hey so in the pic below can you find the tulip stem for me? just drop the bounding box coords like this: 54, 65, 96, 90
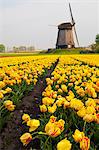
38, 131, 47, 135
0, 105, 4, 110
32, 135, 40, 140
31, 132, 39, 136
44, 136, 50, 148
44, 113, 46, 119
0, 107, 6, 112
83, 121, 86, 132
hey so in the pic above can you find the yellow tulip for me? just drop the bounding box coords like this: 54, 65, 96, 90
20, 132, 32, 146
5, 87, 12, 93
27, 119, 40, 132
86, 106, 96, 114
6, 104, 15, 111
49, 115, 57, 123
22, 114, 30, 123
4, 100, 13, 107
52, 93, 57, 99
4, 100, 15, 111
85, 98, 96, 107
45, 122, 61, 137
94, 113, 99, 124
40, 104, 47, 112
83, 114, 94, 123
0, 92, 4, 99
77, 107, 86, 118
0, 81, 6, 89
56, 99, 63, 107
57, 138, 72, 150
1, 90, 7, 94
58, 88, 63, 94
80, 136, 90, 150
61, 84, 67, 92
55, 119, 65, 132
63, 100, 70, 108
45, 117, 65, 137
70, 99, 84, 111
48, 104, 57, 114
72, 129, 85, 143
42, 97, 55, 105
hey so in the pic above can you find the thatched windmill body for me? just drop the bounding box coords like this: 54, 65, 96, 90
56, 3, 79, 49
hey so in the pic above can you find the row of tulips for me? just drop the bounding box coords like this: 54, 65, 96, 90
20, 55, 99, 149
0, 55, 58, 130
71, 55, 99, 67
0, 55, 46, 67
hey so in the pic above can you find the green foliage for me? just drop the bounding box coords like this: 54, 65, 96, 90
0, 44, 5, 52
0, 53, 38, 57
0, 80, 34, 131
91, 44, 99, 54
95, 45, 99, 53
90, 34, 99, 53
53, 49, 80, 54
95, 34, 99, 44
45, 48, 83, 55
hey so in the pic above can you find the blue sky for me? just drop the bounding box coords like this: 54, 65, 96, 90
0, 0, 99, 50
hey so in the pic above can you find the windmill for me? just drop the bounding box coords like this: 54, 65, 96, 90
56, 3, 79, 49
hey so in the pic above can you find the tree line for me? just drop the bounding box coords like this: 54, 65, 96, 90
0, 34, 99, 53
0, 44, 5, 52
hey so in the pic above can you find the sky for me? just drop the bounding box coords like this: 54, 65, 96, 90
0, 0, 99, 50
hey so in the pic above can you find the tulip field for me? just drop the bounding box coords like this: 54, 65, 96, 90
0, 54, 99, 150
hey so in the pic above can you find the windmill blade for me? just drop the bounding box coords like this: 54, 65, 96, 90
69, 3, 75, 25
73, 26, 79, 47
69, 3, 79, 47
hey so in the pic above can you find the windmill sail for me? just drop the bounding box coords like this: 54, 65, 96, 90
56, 3, 79, 49
69, 3, 75, 25
73, 26, 79, 47
69, 3, 79, 47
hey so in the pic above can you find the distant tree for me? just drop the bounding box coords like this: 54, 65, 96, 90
13, 46, 19, 52
95, 34, 99, 44
92, 34, 99, 53
95, 45, 99, 53
0, 44, 5, 52
28, 46, 35, 51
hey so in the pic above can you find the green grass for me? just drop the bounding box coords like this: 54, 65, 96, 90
0, 52, 39, 57
1, 48, 98, 57
39, 48, 82, 55
51, 48, 80, 54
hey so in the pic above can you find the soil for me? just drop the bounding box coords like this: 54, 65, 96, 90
0, 59, 59, 150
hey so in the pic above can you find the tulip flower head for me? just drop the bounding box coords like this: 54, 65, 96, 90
27, 119, 40, 132
57, 138, 72, 150
22, 114, 31, 123
72, 129, 85, 143
80, 136, 90, 150
4, 100, 15, 111
20, 133, 32, 146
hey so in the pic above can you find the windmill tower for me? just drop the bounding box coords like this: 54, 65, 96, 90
56, 3, 79, 49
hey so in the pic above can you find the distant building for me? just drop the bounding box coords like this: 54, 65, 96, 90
13, 46, 35, 52
19, 46, 27, 51
27, 46, 35, 52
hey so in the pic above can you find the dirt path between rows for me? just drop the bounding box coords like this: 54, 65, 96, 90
0, 59, 59, 150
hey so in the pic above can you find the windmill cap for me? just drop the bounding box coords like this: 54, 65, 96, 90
58, 22, 73, 29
